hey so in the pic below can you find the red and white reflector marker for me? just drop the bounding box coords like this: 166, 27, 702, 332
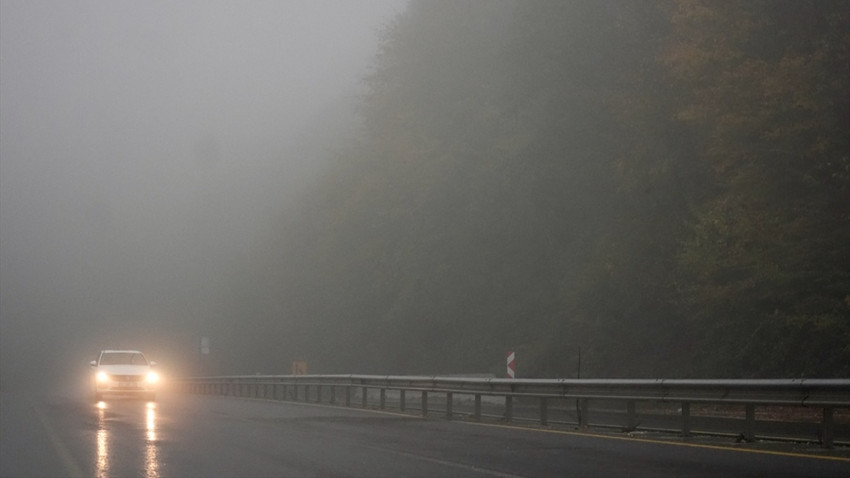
506, 351, 516, 378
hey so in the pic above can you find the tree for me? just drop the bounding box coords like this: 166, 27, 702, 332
667, 0, 850, 376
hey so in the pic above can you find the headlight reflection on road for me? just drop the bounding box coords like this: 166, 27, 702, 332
95, 401, 109, 478
94, 401, 160, 478
145, 401, 159, 478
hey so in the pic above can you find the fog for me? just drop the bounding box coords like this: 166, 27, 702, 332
0, 0, 406, 389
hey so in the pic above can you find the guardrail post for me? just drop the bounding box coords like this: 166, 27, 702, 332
380, 389, 386, 409
362, 387, 368, 408
626, 401, 637, 431
579, 399, 588, 427
822, 407, 834, 449
422, 391, 428, 416
316, 385, 322, 404
681, 402, 691, 437
330, 385, 336, 405
744, 404, 755, 442
540, 397, 548, 426
446, 392, 453, 419
400, 390, 406, 412
345, 385, 351, 407
474, 394, 481, 420
504, 395, 513, 422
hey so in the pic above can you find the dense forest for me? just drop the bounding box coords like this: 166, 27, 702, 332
216, 0, 849, 378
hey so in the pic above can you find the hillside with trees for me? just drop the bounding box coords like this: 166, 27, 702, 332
217, 0, 849, 378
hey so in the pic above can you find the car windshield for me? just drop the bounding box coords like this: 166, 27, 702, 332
99, 352, 147, 365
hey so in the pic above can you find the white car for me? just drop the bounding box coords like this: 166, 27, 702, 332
90, 349, 158, 401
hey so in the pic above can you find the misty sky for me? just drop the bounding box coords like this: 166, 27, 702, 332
0, 0, 406, 386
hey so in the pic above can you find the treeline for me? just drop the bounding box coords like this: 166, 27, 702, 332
220, 0, 849, 378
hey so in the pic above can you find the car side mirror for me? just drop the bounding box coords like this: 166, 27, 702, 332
150, 361, 157, 367
90, 360, 97, 367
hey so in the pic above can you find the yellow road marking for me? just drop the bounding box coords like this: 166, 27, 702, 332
466, 421, 850, 463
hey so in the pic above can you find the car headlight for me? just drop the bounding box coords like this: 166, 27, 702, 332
146, 371, 159, 384
96, 372, 110, 382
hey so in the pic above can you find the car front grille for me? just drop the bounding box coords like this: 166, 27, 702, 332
110, 374, 144, 381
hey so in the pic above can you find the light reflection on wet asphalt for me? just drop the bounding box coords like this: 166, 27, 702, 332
145, 402, 159, 478
93, 399, 159, 478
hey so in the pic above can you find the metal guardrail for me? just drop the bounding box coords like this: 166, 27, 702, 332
174, 375, 850, 448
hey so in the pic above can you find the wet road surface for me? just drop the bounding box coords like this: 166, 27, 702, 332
2, 390, 848, 477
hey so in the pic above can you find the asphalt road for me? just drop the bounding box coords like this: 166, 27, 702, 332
1, 389, 848, 477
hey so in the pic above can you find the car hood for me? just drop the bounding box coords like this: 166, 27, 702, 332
97, 364, 150, 375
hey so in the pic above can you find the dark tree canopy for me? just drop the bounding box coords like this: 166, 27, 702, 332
218, 0, 849, 378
